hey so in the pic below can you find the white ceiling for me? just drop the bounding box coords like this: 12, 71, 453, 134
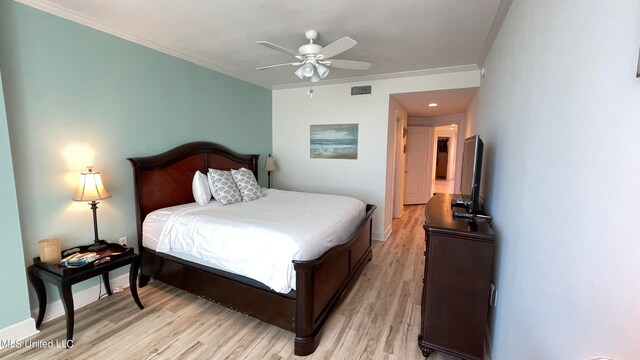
392, 87, 479, 117
18, 0, 507, 89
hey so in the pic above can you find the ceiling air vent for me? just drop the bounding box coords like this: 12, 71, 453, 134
351, 85, 372, 96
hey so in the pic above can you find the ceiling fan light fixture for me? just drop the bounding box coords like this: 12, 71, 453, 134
258, 30, 369, 84
316, 64, 330, 79
301, 63, 315, 77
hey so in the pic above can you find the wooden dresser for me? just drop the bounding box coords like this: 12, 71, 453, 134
418, 193, 494, 359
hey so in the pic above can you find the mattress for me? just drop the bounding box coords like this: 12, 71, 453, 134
142, 189, 366, 293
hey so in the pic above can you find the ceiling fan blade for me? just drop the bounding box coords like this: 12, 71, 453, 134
257, 41, 299, 57
317, 37, 357, 59
255, 62, 301, 70
327, 59, 371, 70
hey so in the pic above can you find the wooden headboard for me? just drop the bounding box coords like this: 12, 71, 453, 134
127, 141, 259, 248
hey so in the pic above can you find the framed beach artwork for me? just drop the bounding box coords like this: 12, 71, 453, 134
310, 124, 358, 159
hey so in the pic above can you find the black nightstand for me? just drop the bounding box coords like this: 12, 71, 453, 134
27, 243, 144, 347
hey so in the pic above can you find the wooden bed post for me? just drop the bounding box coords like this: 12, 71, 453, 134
294, 265, 316, 355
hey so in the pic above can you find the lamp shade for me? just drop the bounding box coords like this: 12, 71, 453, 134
264, 155, 278, 172
301, 63, 314, 78
73, 167, 111, 202
316, 64, 330, 79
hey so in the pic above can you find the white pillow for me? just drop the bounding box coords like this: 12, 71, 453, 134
231, 167, 262, 202
208, 169, 242, 205
192, 171, 211, 206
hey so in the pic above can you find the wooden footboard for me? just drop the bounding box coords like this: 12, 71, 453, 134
139, 250, 297, 331
294, 204, 376, 355
136, 203, 375, 356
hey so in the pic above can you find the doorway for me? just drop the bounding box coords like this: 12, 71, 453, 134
435, 137, 449, 179
386, 87, 477, 238
430, 125, 458, 194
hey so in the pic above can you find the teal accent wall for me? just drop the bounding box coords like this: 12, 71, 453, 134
0, 2, 272, 314
0, 70, 32, 329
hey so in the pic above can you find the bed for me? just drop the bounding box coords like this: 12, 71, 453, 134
127, 141, 376, 356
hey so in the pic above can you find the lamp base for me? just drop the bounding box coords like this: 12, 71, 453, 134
87, 240, 108, 252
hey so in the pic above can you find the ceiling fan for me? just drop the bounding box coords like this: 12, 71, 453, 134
256, 30, 371, 82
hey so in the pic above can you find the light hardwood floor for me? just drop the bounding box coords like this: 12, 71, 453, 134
1, 205, 460, 360
431, 180, 454, 195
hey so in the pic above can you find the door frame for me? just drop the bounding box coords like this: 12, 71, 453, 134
431, 126, 458, 183
392, 112, 406, 218
435, 137, 450, 179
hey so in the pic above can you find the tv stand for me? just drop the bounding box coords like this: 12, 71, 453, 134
419, 193, 495, 359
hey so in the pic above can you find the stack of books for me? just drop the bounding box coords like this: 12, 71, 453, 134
59, 252, 99, 266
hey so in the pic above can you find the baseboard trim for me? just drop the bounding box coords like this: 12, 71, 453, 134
383, 224, 392, 241
30, 273, 130, 324
373, 225, 392, 241
0, 318, 38, 345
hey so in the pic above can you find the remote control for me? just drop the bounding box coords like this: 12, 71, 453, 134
62, 247, 80, 257
453, 211, 474, 219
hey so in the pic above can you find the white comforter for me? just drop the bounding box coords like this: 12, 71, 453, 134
153, 189, 366, 293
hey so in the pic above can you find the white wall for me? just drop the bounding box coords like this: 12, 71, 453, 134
273, 71, 480, 240
463, 94, 477, 139
467, 1, 640, 359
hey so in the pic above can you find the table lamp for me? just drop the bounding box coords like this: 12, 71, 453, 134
264, 154, 278, 189
73, 166, 111, 251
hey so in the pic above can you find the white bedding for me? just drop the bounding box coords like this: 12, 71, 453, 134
143, 189, 366, 293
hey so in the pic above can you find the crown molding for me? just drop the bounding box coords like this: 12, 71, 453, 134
14, 0, 272, 89
271, 65, 480, 90
477, 0, 513, 67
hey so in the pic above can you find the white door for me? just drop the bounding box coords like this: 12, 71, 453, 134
404, 126, 434, 204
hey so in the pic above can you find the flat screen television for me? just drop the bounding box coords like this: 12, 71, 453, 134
458, 134, 484, 214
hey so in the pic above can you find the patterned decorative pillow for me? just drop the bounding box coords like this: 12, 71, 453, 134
231, 167, 262, 202
206, 170, 216, 198
192, 170, 212, 205
207, 169, 242, 205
